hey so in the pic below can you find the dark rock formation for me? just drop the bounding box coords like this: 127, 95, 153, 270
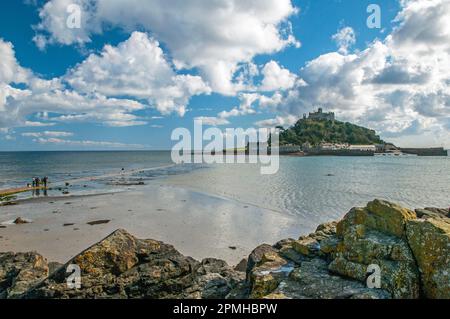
22, 229, 244, 299
0, 252, 48, 299
13, 217, 30, 224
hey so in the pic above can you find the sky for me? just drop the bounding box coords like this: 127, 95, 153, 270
0, 0, 449, 150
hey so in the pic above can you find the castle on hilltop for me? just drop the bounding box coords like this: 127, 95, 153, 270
303, 108, 335, 121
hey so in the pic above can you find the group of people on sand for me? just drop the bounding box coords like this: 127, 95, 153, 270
28, 176, 49, 188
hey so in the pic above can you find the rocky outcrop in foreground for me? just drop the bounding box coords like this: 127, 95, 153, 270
0, 200, 449, 299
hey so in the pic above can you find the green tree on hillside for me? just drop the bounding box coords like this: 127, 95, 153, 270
279, 118, 384, 146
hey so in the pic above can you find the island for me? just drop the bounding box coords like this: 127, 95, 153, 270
264, 108, 448, 156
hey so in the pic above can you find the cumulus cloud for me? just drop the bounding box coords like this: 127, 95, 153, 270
33, 0, 299, 94
66, 32, 210, 116
197, 93, 261, 127
0, 40, 30, 86
0, 36, 150, 129
254, 115, 298, 128
0, 40, 31, 119
218, 93, 259, 119
331, 26, 356, 54
0, 32, 211, 130
260, 60, 298, 91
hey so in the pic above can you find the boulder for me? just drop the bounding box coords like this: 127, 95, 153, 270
0, 252, 49, 299
415, 208, 449, 220
331, 201, 420, 299
24, 229, 244, 299
13, 217, 30, 225
245, 244, 292, 298
234, 259, 248, 272
423, 207, 449, 218
274, 258, 391, 299
292, 237, 320, 257
406, 218, 450, 299
337, 200, 416, 239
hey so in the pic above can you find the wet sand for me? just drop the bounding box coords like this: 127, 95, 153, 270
0, 183, 305, 266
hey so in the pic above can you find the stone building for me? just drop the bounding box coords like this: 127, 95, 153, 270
305, 108, 335, 121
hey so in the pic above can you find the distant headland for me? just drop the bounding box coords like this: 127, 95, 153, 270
271, 108, 448, 157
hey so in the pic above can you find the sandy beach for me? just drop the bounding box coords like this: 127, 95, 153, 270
0, 183, 304, 266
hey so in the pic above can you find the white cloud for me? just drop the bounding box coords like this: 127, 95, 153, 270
13, 89, 147, 128
331, 26, 356, 54
193, 93, 261, 126
22, 131, 73, 138
0, 40, 30, 85
33, 137, 146, 148
34, 0, 299, 94
0, 40, 31, 122
255, 115, 298, 128
23, 121, 56, 127
1, 33, 209, 129
260, 60, 297, 91
66, 32, 210, 116
218, 93, 259, 119
258, 92, 285, 110
194, 116, 230, 126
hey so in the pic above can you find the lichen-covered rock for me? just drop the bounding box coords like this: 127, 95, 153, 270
289, 221, 338, 260
406, 218, 450, 299
314, 221, 338, 238
415, 208, 449, 220
23, 229, 244, 299
0, 252, 49, 299
337, 200, 416, 239
246, 244, 291, 298
331, 200, 421, 299
332, 214, 420, 297
422, 207, 449, 218
271, 258, 390, 299
292, 237, 320, 256
244, 220, 393, 299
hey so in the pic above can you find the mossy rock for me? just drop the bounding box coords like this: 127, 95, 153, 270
337, 200, 416, 239
406, 218, 450, 299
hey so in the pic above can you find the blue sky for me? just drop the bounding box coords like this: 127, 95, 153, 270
1, 0, 449, 150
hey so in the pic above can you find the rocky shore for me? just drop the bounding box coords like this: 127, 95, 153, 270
1, 199, 449, 299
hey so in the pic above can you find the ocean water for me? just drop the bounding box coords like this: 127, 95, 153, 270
0, 151, 175, 189
1, 151, 449, 222
164, 155, 450, 222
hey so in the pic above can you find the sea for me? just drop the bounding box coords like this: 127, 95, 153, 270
0, 151, 449, 221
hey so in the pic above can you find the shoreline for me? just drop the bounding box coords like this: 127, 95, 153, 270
0, 162, 178, 197
0, 183, 305, 266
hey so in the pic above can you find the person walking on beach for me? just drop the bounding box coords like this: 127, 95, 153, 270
32, 177, 36, 188
36, 177, 40, 188
43, 176, 48, 188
